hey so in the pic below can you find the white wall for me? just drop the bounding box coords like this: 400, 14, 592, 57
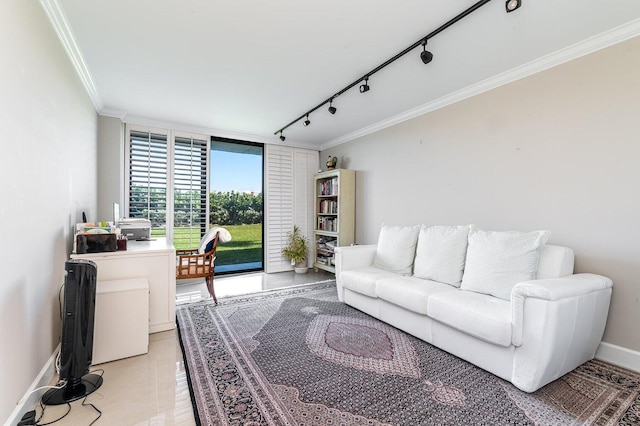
322, 36, 640, 353
0, 1, 97, 421
97, 115, 124, 221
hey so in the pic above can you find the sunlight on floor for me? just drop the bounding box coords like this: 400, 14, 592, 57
176, 269, 334, 304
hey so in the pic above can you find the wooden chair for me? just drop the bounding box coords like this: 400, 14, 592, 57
176, 231, 220, 303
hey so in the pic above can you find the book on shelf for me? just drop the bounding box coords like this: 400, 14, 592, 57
319, 177, 339, 196
317, 217, 337, 232
314, 169, 354, 269
318, 199, 337, 214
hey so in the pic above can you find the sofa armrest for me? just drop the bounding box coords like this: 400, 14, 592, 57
511, 273, 613, 346
334, 245, 377, 302
334, 244, 377, 271
510, 273, 613, 392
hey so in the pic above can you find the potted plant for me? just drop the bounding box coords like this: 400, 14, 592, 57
282, 225, 309, 273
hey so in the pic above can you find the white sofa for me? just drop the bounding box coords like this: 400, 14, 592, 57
334, 225, 613, 392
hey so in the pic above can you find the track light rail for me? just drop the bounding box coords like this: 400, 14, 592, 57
275, 0, 494, 139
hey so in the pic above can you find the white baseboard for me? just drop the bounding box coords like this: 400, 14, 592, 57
595, 341, 640, 373
4, 345, 59, 426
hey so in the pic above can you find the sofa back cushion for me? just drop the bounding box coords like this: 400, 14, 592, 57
460, 227, 551, 300
413, 225, 469, 287
536, 244, 574, 279
373, 224, 420, 275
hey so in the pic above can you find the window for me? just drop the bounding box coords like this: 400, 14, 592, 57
210, 139, 263, 273
173, 135, 209, 249
126, 126, 209, 247
127, 129, 168, 233
125, 125, 317, 261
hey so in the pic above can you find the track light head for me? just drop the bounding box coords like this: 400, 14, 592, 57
359, 78, 370, 93
420, 40, 433, 65
279, 133, 286, 142
328, 100, 337, 115
420, 50, 433, 64
303, 115, 311, 127
505, 0, 521, 12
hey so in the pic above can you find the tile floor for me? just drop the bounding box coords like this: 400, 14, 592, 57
38, 269, 334, 425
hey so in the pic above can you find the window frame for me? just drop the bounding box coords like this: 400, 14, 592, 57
124, 124, 210, 247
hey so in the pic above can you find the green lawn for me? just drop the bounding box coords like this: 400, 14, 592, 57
170, 224, 262, 266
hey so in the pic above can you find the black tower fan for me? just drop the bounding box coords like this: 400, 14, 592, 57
42, 259, 103, 405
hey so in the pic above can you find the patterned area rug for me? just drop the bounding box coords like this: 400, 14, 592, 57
176, 282, 640, 425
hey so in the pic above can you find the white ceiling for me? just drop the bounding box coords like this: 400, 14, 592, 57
51, 0, 640, 149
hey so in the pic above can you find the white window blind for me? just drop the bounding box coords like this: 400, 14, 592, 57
264, 144, 294, 272
264, 145, 318, 272
127, 130, 168, 232
173, 135, 209, 249
293, 149, 319, 267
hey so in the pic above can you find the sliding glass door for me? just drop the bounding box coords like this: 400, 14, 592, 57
210, 139, 264, 273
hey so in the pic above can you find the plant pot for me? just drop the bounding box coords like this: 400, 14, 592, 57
294, 266, 308, 274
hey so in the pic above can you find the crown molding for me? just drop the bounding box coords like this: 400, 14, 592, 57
122, 114, 318, 150
39, 0, 102, 111
320, 17, 640, 151
100, 108, 128, 121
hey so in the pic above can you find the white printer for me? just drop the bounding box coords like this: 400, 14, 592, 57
118, 218, 151, 240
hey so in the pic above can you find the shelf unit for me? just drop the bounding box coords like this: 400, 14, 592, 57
313, 169, 355, 273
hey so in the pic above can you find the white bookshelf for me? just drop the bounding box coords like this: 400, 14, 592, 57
313, 169, 355, 273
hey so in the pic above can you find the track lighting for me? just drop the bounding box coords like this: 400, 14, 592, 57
359, 78, 370, 93
505, 0, 521, 12
274, 0, 505, 138
420, 40, 433, 64
328, 100, 337, 115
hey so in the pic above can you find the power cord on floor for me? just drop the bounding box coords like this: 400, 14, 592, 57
16, 380, 68, 425
32, 400, 71, 426
20, 369, 105, 426
80, 395, 102, 426
75, 368, 105, 426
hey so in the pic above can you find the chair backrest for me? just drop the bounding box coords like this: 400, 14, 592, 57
198, 227, 222, 254
203, 231, 219, 255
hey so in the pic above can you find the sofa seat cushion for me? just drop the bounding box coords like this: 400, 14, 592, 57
341, 266, 398, 298
376, 277, 458, 315
427, 291, 512, 347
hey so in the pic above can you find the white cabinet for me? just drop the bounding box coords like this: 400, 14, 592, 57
71, 238, 176, 333
93, 278, 149, 364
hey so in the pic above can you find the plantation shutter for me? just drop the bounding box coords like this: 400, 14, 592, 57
264, 145, 318, 272
173, 135, 209, 249
264, 144, 294, 272
293, 148, 319, 267
127, 129, 169, 232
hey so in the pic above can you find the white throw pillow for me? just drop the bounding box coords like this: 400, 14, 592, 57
373, 225, 420, 275
460, 227, 550, 300
413, 225, 470, 287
